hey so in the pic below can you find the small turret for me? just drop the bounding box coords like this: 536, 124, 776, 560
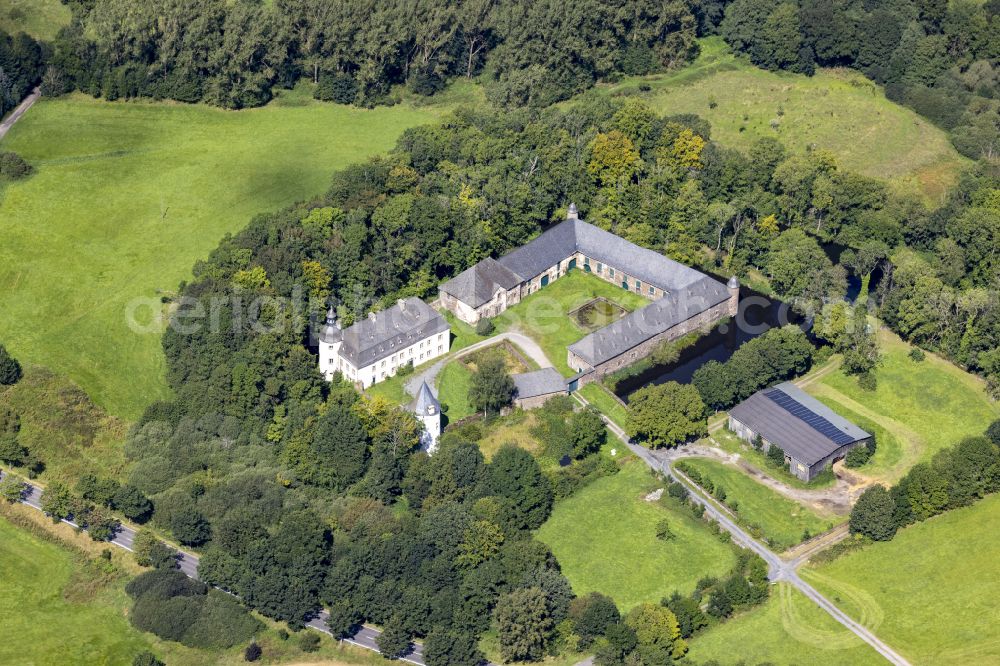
319, 306, 342, 344
318, 306, 343, 381
726, 276, 740, 317
412, 381, 442, 453
567, 202, 578, 220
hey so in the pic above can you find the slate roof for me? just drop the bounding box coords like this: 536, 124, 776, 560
728, 382, 871, 466
438, 258, 521, 309
512, 367, 568, 399
567, 275, 730, 366
411, 381, 441, 415
340, 298, 449, 368
318, 306, 342, 344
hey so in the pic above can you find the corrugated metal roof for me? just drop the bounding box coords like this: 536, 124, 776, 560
728, 382, 870, 466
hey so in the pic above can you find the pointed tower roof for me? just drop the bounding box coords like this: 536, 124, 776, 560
412, 381, 441, 415
319, 306, 342, 344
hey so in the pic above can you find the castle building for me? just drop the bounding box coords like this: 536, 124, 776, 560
411, 380, 442, 453
438, 205, 739, 387
318, 297, 450, 388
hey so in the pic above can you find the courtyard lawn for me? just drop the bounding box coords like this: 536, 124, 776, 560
804, 329, 999, 483
0, 0, 71, 41
436, 360, 475, 422
803, 494, 1000, 665
0, 87, 458, 420
495, 271, 650, 377
688, 583, 883, 666
680, 458, 840, 551
0, 516, 151, 665
588, 37, 966, 201
536, 459, 737, 610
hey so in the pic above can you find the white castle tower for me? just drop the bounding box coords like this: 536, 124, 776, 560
411, 381, 442, 453
318, 306, 342, 380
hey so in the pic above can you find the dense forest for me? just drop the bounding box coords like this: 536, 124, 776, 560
31, 0, 701, 108
0, 29, 45, 117
716, 0, 1000, 159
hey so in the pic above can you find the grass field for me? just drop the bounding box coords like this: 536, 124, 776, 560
804, 330, 999, 483
803, 494, 1000, 665
437, 360, 475, 421
496, 271, 649, 377
577, 382, 630, 432
688, 582, 882, 665
536, 459, 736, 610
592, 37, 966, 200
0, 0, 71, 41
680, 458, 839, 551
0, 86, 461, 420
0, 515, 151, 665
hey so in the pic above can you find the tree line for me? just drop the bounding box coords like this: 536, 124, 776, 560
32, 0, 703, 109
716, 0, 1000, 160
850, 420, 1000, 542
0, 29, 44, 118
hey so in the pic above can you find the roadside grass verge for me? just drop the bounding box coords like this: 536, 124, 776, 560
678, 458, 839, 551
803, 494, 1000, 665
536, 459, 737, 610
577, 382, 630, 432
687, 582, 882, 665
0, 86, 456, 420
586, 37, 966, 200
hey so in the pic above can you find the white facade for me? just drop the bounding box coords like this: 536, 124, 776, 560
319, 308, 449, 388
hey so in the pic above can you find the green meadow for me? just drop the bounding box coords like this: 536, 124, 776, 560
804, 494, 1000, 666
688, 582, 882, 666
592, 37, 966, 200
805, 330, 999, 483
680, 458, 839, 551
0, 86, 463, 419
536, 459, 736, 610
0, 0, 70, 41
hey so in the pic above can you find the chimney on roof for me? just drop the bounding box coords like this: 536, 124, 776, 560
368, 312, 377, 321
567, 202, 578, 220
397, 298, 406, 311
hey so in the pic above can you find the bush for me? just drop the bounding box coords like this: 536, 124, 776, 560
0, 474, 27, 503
0, 152, 33, 181
315, 72, 358, 104
858, 372, 877, 392
0, 345, 23, 385
475, 318, 495, 336
908, 348, 925, 362
127, 569, 206, 600
245, 641, 262, 662
396, 360, 414, 377
132, 651, 164, 666
844, 443, 873, 468
849, 485, 897, 541
181, 591, 263, 649
298, 631, 321, 653
655, 519, 675, 541
766, 444, 786, 466
986, 419, 1000, 447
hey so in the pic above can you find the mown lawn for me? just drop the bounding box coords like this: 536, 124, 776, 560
0, 87, 457, 420
680, 458, 840, 551
688, 582, 883, 666
536, 459, 736, 610
437, 360, 474, 422
805, 329, 999, 483
590, 37, 966, 200
0, 0, 71, 41
496, 271, 649, 377
803, 494, 1000, 665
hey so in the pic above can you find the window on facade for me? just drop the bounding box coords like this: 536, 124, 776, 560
381, 360, 386, 367
438, 346, 443, 353
609, 267, 615, 277
635, 280, 642, 292
649, 286, 655, 296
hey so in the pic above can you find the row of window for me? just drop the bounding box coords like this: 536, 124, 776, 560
582, 256, 658, 297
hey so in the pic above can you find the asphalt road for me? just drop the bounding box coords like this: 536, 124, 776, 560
571, 392, 912, 666
1, 471, 427, 664
0, 87, 40, 141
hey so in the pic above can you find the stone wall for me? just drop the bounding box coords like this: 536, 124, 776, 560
514, 391, 567, 411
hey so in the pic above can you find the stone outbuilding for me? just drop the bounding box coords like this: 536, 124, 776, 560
511, 368, 568, 410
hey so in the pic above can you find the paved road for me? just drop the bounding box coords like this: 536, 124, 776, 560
404, 330, 553, 398
0, 87, 40, 141
571, 393, 912, 666
0, 471, 428, 664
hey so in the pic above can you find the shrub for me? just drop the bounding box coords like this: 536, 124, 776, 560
181, 591, 263, 649
849, 485, 897, 541
132, 651, 164, 666
0, 474, 27, 503
655, 519, 675, 541
298, 631, 321, 653
0, 152, 33, 181
986, 419, 1000, 446
396, 360, 414, 377
766, 444, 786, 467
908, 348, 925, 362
844, 443, 873, 468
858, 372, 877, 392
245, 641, 262, 662
475, 318, 495, 336
0, 345, 23, 385
126, 569, 206, 600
